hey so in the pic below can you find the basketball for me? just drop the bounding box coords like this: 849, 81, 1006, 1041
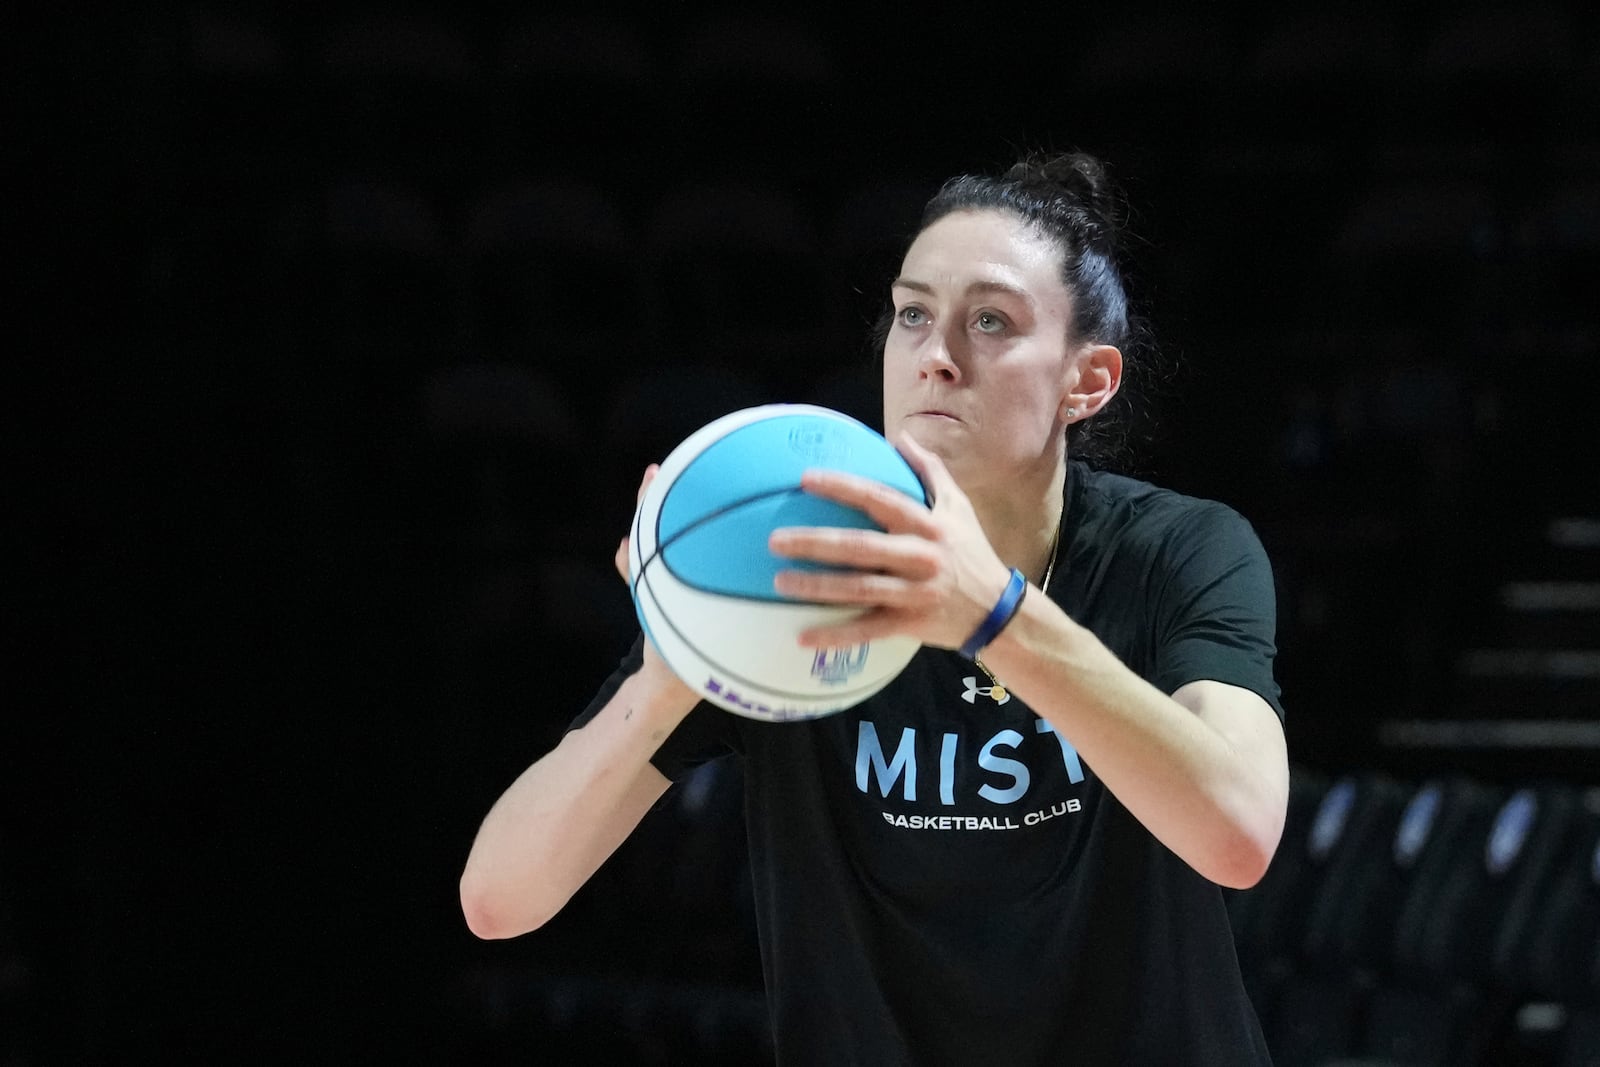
628, 403, 927, 722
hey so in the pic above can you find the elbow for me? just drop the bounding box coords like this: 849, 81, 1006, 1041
1206, 771, 1290, 890
460, 895, 510, 942
459, 877, 511, 940
459, 872, 551, 941
1210, 835, 1275, 890
1207, 813, 1285, 890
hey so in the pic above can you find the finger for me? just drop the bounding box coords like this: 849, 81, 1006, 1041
795, 608, 902, 648
636, 463, 660, 506
773, 567, 937, 610
617, 463, 661, 583
769, 527, 939, 580
796, 468, 941, 538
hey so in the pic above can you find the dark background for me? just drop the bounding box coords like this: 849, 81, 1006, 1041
9, 4, 1599, 1063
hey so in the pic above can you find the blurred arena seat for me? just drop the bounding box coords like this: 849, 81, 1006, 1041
416, 361, 582, 540
1161, 144, 1354, 337
163, 10, 318, 355
1323, 177, 1504, 333
1237, 11, 1402, 145
1255, 776, 1595, 1067
659, 13, 848, 187
487, 12, 659, 180
1246, 772, 1413, 1065
307, 9, 485, 191
1412, 6, 1580, 146
640, 180, 836, 386
1494, 787, 1600, 1062
459, 176, 646, 390
1070, 13, 1240, 142
1376, 783, 1576, 1062
315, 175, 457, 375
1258, 776, 1498, 1066
175, 6, 303, 179
1516, 174, 1600, 330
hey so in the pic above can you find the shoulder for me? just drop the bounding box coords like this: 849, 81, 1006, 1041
1073, 463, 1257, 556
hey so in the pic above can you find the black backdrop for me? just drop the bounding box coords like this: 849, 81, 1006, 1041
11, 5, 1599, 1062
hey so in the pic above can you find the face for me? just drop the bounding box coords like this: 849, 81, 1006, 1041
882, 209, 1078, 492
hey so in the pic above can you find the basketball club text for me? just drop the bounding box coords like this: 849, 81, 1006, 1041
855, 720, 1086, 806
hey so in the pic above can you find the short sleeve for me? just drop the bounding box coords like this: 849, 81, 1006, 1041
1149, 502, 1285, 722
567, 634, 741, 780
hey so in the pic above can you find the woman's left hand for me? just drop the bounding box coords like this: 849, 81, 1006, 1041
768, 433, 1014, 650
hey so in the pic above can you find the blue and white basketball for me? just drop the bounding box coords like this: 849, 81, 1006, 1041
628, 404, 927, 722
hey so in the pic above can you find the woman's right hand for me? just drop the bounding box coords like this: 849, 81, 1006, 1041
616, 464, 700, 708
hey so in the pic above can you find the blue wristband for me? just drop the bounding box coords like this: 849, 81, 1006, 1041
959, 568, 1028, 660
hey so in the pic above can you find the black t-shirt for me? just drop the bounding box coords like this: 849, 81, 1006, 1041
572, 461, 1283, 1066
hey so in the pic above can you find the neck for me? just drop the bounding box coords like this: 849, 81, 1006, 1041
966, 458, 1067, 589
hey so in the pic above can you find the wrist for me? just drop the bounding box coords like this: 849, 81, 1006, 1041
959, 567, 1028, 660
626, 656, 701, 728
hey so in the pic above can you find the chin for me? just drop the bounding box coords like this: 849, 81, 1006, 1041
897, 420, 947, 453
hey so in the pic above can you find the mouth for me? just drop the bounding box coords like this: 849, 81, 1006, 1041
911, 409, 960, 422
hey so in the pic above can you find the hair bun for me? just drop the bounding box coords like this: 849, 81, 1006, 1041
1006, 151, 1123, 246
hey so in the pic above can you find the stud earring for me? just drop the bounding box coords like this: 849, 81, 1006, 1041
1064, 407, 1077, 419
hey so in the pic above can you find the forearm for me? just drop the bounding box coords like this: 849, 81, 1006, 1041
977, 593, 1287, 888
459, 669, 694, 938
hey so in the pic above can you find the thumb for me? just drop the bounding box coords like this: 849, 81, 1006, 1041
893, 433, 956, 508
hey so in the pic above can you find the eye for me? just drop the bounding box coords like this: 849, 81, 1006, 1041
896, 305, 927, 327
974, 311, 1007, 334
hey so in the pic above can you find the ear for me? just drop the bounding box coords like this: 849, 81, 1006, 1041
1063, 344, 1123, 422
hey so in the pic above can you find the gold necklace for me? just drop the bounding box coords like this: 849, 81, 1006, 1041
973, 515, 1061, 702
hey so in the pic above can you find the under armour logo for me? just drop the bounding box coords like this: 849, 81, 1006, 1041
961, 675, 1010, 705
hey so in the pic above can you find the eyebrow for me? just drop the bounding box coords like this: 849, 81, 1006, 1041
891, 277, 1034, 304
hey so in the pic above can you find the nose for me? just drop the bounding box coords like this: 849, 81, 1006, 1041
917, 325, 962, 382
